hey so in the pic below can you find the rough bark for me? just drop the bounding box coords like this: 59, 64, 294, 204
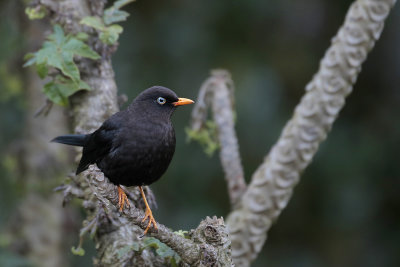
85, 165, 233, 266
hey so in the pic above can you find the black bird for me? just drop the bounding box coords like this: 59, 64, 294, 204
52, 86, 194, 235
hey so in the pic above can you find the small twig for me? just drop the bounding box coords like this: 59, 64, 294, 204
54, 184, 85, 206
33, 99, 53, 117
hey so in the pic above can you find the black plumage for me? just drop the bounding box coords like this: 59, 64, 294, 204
52, 86, 194, 234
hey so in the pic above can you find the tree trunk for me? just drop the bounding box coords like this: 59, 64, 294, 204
8, 16, 72, 267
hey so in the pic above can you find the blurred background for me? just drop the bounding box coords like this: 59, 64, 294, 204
1, 0, 399, 266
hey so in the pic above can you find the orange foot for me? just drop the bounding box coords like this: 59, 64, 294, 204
139, 186, 158, 236
118, 186, 131, 212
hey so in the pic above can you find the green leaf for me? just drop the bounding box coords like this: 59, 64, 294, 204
43, 77, 83, 106
81, 16, 123, 45
78, 80, 91, 91
71, 246, 85, 256
57, 76, 83, 95
25, 24, 100, 80
64, 38, 100, 59
25, 6, 46, 20
50, 25, 66, 44
58, 51, 80, 82
43, 82, 67, 106
23, 24, 100, 105
104, 10, 130, 25
142, 237, 180, 262
142, 237, 160, 248
80, 16, 106, 31
117, 243, 140, 259
34, 41, 57, 65
24, 52, 35, 61
113, 0, 136, 10
99, 25, 123, 45
155, 244, 175, 258
75, 32, 89, 41
23, 53, 36, 67
36, 63, 48, 79
103, 0, 135, 25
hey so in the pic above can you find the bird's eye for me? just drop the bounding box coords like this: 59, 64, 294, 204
157, 97, 166, 105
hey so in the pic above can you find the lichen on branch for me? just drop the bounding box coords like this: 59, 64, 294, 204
84, 164, 233, 267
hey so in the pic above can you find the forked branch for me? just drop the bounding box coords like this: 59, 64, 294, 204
189, 0, 397, 266
226, 0, 397, 266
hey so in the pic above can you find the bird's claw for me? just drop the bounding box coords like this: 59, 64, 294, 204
118, 186, 131, 212
141, 207, 158, 236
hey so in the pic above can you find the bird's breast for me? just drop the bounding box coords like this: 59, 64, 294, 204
100, 121, 176, 186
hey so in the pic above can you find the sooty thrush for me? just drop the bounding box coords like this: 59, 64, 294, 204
52, 86, 194, 235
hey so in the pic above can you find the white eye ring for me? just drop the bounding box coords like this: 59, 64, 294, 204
157, 97, 166, 105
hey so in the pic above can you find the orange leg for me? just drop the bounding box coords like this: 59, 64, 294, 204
139, 186, 158, 235
118, 186, 131, 212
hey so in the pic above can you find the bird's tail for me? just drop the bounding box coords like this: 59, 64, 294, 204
51, 134, 89, 147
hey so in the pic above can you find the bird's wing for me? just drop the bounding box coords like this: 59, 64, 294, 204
76, 113, 123, 174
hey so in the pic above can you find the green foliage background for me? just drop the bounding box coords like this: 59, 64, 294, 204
0, 0, 399, 266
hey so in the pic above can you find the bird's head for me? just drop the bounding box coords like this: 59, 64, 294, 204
130, 86, 194, 119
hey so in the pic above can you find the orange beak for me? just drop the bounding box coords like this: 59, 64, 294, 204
172, 97, 195, 106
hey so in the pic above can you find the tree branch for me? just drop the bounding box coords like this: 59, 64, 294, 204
223, 0, 397, 266
84, 164, 233, 266
190, 70, 246, 208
